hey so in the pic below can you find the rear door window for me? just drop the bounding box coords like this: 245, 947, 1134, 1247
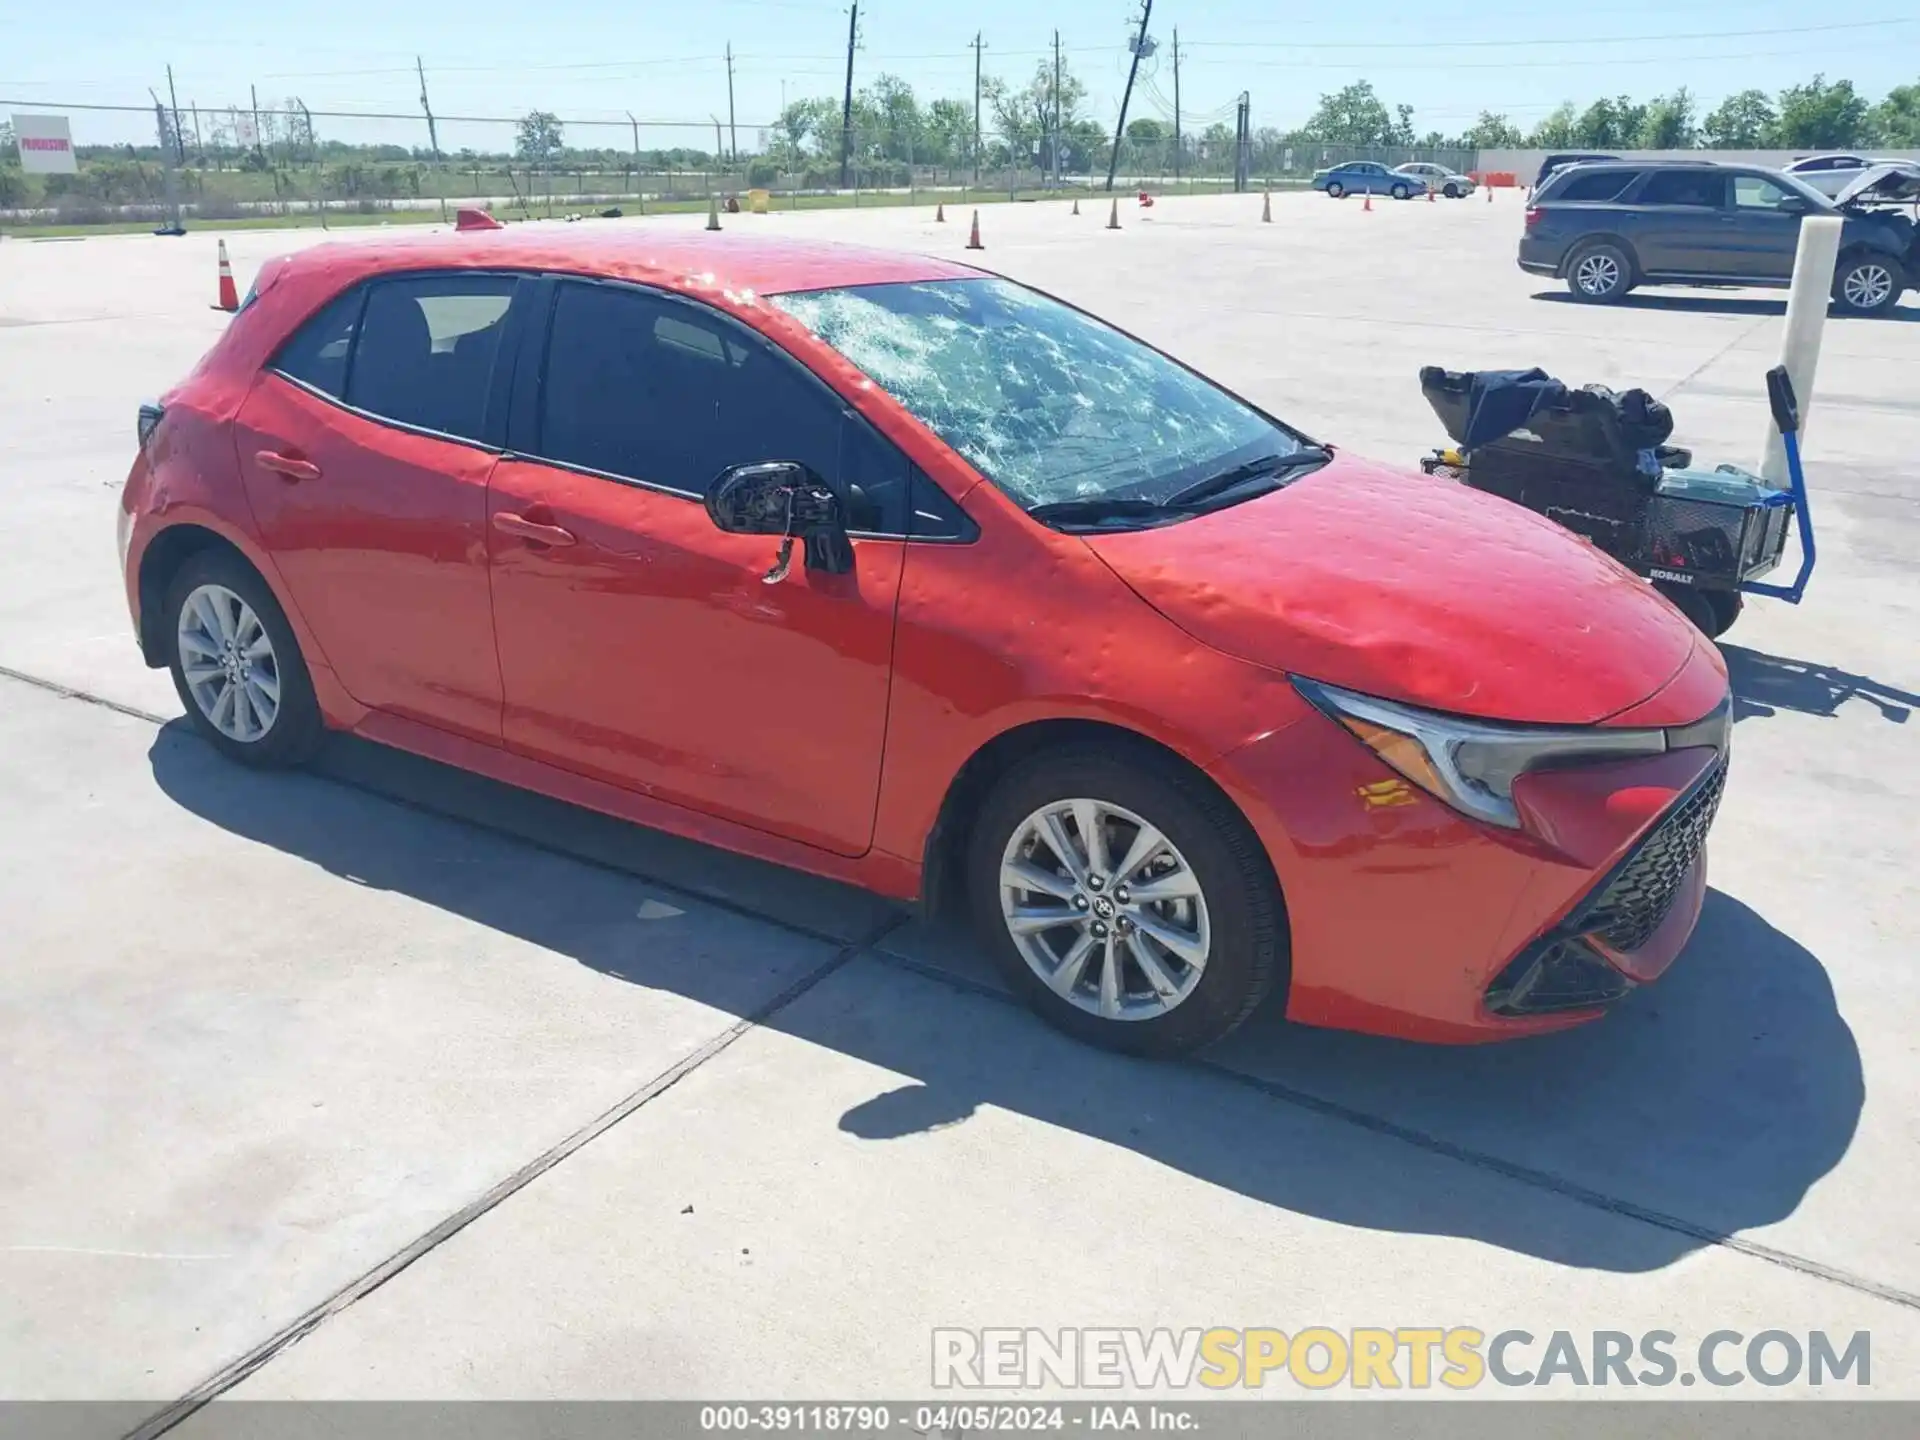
1637, 170, 1728, 208
342, 274, 519, 443
535, 281, 911, 534
1552, 170, 1639, 203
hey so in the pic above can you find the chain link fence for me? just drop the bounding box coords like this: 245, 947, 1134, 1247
2, 108, 1481, 229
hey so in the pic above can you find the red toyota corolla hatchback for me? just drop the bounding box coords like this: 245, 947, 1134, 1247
120, 227, 1730, 1057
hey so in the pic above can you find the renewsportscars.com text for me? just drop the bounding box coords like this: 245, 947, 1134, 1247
932, 1327, 1872, 1391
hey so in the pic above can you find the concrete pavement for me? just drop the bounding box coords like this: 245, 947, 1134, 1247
1, 190, 1916, 1414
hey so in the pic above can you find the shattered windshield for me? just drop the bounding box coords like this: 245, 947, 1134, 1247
770, 278, 1309, 511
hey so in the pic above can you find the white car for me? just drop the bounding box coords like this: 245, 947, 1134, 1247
1785, 154, 1905, 198
1394, 162, 1477, 198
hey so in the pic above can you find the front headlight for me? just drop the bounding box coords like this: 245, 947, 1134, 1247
1293, 678, 1668, 830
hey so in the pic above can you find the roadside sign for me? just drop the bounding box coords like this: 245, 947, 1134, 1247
11, 113, 78, 174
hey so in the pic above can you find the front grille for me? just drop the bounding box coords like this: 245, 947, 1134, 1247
1580, 759, 1727, 952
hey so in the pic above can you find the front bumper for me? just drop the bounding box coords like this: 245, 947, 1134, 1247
1207, 706, 1725, 1043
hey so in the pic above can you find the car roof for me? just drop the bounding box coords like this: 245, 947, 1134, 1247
269, 225, 987, 300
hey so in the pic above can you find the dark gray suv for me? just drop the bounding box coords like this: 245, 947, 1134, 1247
1517, 160, 1918, 316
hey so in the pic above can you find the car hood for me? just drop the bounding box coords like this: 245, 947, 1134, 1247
1834, 161, 1920, 208
1084, 452, 1699, 725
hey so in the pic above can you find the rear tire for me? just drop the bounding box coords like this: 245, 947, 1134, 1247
1565, 240, 1633, 302
967, 744, 1285, 1059
1831, 254, 1904, 316
1326, 181, 1345, 199
165, 548, 324, 768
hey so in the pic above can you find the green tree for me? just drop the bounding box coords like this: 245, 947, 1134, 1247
1868, 80, 1920, 145
773, 97, 837, 162
1573, 95, 1647, 148
1303, 81, 1394, 145
1529, 102, 1580, 148
1126, 117, 1168, 143
1702, 89, 1776, 147
514, 111, 564, 167
1463, 111, 1523, 148
925, 96, 975, 167
988, 58, 1088, 170
861, 73, 922, 161
1774, 75, 1869, 149
1637, 89, 1697, 148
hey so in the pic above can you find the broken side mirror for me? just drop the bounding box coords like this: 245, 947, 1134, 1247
1765, 365, 1799, 436
705, 461, 855, 580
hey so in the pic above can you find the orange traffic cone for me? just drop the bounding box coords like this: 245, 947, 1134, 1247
706, 193, 722, 231
1072, 196, 1080, 216
212, 239, 239, 312
1427, 185, 1435, 203
1362, 191, 1373, 213
1106, 197, 1121, 229
1261, 190, 1271, 222
1486, 184, 1494, 204
965, 210, 984, 250
935, 201, 946, 222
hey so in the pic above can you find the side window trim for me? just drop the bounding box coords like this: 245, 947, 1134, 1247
265, 269, 531, 454
515, 274, 933, 540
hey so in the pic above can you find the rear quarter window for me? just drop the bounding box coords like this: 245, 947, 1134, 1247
269, 287, 367, 398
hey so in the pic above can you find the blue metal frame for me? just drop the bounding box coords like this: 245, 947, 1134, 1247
1739, 428, 1816, 604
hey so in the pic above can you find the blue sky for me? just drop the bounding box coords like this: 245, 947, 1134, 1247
7, 1, 1916, 151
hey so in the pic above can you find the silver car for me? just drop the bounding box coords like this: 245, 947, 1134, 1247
1785, 154, 1906, 198
1394, 162, 1477, 198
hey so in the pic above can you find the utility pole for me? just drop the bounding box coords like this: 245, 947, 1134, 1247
165, 65, 185, 164
1172, 29, 1181, 182
190, 103, 202, 164
1052, 30, 1062, 188
416, 57, 445, 221
726, 44, 739, 163
972, 31, 984, 183
1106, 0, 1152, 192
249, 84, 264, 163
837, 1, 859, 189
416, 57, 442, 163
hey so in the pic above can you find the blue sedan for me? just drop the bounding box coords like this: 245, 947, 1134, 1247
1310, 161, 1428, 200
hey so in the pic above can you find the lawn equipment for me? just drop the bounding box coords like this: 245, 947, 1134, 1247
1417, 366, 1814, 638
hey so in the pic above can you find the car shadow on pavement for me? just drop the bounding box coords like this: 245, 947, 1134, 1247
1723, 644, 1916, 723
1530, 291, 1920, 322
149, 722, 1862, 1277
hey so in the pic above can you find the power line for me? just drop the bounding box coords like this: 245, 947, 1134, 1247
1178, 17, 1914, 51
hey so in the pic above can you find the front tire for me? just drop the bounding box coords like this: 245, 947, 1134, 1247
1326, 181, 1345, 199
1655, 580, 1717, 637
1444, 182, 1461, 198
1832, 254, 1904, 316
166, 548, 324, 767
1565, 240, 1633, 302
1391, 183, 1410, 201
968, 745, 1285, 1058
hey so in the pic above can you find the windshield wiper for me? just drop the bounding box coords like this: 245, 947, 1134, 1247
1026, 497, 1179, 529
1162, 446, 1333, 510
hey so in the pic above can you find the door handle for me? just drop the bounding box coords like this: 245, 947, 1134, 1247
493, 511, 577, 547
256, 450, 321, 482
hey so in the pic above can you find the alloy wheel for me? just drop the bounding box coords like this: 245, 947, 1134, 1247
999, 798, 1212, 1021
1575, 252, 1622, 296
176, 582, 281, 743
1842, 263, 1894, 311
